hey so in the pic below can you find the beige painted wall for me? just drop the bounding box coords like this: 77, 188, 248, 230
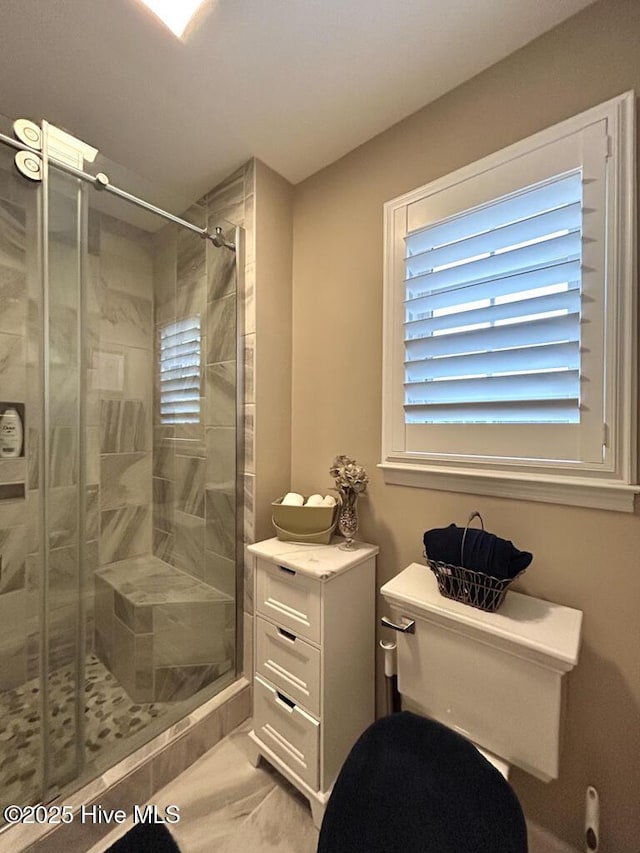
290, 0, 640, 849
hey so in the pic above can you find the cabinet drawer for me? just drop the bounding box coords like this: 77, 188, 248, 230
256, 559, 321, 644
254, 674, 319, 790
256, 616, 321, 717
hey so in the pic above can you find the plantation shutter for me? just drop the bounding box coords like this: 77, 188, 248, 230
159, 316, 201, 424
403, 172, 583, 425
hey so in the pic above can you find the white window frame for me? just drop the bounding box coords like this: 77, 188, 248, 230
380, 92, 638, 512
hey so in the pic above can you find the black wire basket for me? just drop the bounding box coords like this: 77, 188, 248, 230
425, 512, 525, 613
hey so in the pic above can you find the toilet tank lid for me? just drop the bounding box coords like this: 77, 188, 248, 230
381, 563, 583, 671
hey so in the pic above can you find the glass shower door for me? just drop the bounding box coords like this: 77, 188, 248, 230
0, 132, 45, 823
42, 162, 87, 798
43, 153, 240, 798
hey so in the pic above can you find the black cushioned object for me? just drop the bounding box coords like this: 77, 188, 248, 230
317, 712, 528, 853
107, 822, 181, 852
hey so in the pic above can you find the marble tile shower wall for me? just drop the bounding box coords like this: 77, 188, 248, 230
84, 215, 154, 688
9, 200, 154, 685
89, 216, 154, 587
0, 161, 37, 694
151, 161, 254, 682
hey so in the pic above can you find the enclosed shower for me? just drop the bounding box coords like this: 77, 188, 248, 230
0, 115, 243, 820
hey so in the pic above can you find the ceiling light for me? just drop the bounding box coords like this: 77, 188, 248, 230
138, 0, 206, 38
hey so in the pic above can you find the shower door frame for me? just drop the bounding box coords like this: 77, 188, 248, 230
0, 120, 245, 811
39, 121, 91, 796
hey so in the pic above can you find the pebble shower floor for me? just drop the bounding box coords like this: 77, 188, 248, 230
0, 655, 171, 825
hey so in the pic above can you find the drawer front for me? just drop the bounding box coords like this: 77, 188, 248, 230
256, 615, 321, 717
255, 559, 321, 644
254, 674, 319, 790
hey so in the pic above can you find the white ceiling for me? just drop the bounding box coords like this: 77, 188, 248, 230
0, 0, 595, 208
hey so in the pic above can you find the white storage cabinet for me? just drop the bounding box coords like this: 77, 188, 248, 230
247, 537, 377, 828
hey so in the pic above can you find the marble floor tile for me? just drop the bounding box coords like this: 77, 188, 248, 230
0, 654, 172, 830
89, 717, 580, 853
90, 724, 279, 853
215, 781, 319, 853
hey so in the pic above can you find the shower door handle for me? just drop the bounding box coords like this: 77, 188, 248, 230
381, 615, 415, 634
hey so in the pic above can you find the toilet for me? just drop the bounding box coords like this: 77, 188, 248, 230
380, 562, 583, 781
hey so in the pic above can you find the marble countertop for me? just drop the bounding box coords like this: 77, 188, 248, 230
247, 537, 379, 580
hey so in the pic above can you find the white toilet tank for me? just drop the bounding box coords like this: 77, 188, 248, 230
381, 563, 582, 782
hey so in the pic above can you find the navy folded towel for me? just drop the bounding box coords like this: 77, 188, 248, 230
424, 523, 532, 580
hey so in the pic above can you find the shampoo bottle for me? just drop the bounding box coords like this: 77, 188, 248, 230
0, 408, 23, 457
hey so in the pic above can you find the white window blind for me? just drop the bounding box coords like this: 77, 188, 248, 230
159, 316, 201, 424
403, 171, 582, 425
382, 92, 637, 509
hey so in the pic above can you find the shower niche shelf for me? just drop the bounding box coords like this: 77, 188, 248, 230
0, 483, 25, 501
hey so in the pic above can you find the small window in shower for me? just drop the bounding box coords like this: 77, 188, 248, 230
159, 316, 201, 424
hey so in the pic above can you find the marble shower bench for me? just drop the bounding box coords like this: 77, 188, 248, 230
94, 555, 234, 703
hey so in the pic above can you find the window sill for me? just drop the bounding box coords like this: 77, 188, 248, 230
378, 462, 639, 513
